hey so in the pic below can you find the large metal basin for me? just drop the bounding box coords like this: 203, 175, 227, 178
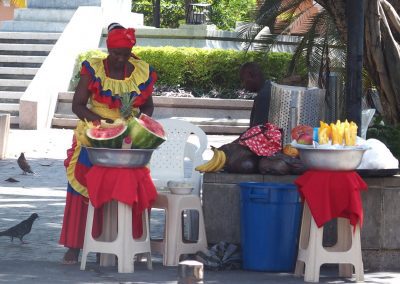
295, 146, 368, 171
85, 147, 155, 168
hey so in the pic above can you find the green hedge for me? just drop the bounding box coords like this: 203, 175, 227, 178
133, 46, 293, 90
70, 47, 296, 96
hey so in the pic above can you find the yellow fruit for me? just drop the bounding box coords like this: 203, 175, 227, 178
282, 144, 299, 158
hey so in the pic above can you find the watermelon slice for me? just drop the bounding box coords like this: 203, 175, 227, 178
86, 123, 129, 148
128, 114, 166, 149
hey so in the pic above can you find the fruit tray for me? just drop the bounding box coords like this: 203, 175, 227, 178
84, 147, 156, 168
291, 143, 370, 171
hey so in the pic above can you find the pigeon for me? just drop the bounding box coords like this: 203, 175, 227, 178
0, 213, 39, 243
17, 152, 34, 175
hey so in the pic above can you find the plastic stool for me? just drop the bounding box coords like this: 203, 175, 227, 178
151, 193, 208, 266
80, 200, 152, 273
294, 202, 364, 282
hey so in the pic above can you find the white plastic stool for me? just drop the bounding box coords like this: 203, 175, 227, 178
151, 193, 208, 266
80, 200, 152, 273
294, 202, 364, 282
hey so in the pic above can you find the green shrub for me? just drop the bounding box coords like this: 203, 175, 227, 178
134, 47, 293, 91
69, 46, 295, 97
68, 49, 106, 91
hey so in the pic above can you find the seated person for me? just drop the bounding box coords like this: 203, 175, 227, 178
239, 62, 271, 127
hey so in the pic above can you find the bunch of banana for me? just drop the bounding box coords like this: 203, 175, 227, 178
195, 147, 226, 173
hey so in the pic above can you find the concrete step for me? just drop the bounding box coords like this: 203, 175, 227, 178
27, 0, 101, 9
14, 8, 76, 22
0, 32, 60, 41
0, 21, 68, 33
0, 91, 24, 100
0, 55, 46, 64
0, 103, 19, 112
0, 43, 53, 52
0, 79, 30, 87
53, 92, 251, 134
51, 114, 249, 135
0, 67, 38, 75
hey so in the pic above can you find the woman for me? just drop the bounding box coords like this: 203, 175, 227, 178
59, 23, 157, 264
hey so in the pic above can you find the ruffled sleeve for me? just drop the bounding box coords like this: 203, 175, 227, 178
82, 56, 157, 109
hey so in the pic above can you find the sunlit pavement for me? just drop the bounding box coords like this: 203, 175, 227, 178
0, 129, 400, 283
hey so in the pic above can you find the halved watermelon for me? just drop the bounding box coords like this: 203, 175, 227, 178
128, 114, 166, 149
86, 122, 129, 148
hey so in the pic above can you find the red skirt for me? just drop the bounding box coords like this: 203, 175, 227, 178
59, 139, 157, 249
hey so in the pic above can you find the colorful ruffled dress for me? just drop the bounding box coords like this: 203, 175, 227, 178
59, 55, 157, 249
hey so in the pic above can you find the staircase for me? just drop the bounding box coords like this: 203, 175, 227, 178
0, 32, 60, 126
0, 0, 102, 127
0, 0, 101, 32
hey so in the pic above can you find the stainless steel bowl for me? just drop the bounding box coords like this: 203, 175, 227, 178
84, 147, 155, 168
296, 146, 368, 171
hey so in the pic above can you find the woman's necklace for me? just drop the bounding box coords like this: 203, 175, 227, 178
104, 58, 128, 79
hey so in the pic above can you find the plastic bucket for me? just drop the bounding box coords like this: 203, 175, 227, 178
239, 182, 302, 272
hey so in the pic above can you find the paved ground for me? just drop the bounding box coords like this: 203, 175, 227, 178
1, 129, 400, 283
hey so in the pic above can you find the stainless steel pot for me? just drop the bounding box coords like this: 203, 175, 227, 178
84, 147, 155, 168
296, 146, 368, 171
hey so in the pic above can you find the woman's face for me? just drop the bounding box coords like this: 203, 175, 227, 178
107, 48, 131, 68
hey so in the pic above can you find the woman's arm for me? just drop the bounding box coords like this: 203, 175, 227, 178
139, 95, 154, 117
72, 75, 103, 122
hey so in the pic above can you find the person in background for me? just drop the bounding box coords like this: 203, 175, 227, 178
239, 62, 271, 127
60, 22, 157, 264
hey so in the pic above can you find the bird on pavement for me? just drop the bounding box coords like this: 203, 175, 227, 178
0, 213, 39, 243
17, 152, 34, 175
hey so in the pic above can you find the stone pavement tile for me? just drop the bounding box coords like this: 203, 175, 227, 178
1, 129, 400, 283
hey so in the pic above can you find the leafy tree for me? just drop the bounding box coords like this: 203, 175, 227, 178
132, 0, 185, 28
239, 0, 400, 125
208, 0, 257, 31
132, 0, 257, 30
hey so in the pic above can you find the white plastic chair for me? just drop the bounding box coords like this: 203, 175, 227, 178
149, 118, 209, 265
150, 118, 208, 196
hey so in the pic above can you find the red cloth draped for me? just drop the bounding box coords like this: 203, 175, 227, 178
86, 166, 157, 238
295, 170, 367, 228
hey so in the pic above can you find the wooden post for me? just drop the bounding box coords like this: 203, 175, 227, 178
345, 0, 364, 134
0, 114, 10, 159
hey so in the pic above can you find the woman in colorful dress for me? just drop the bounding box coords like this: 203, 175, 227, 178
60, 23, 157, 264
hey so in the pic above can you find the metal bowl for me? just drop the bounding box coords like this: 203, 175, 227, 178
295, 146, 369, 171
84, 147, 155, 168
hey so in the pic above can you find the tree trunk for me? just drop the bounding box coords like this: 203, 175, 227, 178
152, 0, 161, 28
317, 0, 400, 124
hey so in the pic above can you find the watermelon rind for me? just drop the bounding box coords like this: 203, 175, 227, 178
86, 124, 129, 148
128, 117, 166, 149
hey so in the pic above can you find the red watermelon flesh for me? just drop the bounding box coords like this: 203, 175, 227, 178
90, 124, 125, 139
139, 114, 166, 137
128, 114, 166, 149
86, 123, 128, 148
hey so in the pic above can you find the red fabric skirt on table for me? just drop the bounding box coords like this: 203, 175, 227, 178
86, 166, 158, 238
294, 170, 367, 228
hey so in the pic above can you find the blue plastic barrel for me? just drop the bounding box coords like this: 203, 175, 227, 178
239, 182, 302, 272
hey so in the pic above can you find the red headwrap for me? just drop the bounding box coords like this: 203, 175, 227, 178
106, 28, 136, 49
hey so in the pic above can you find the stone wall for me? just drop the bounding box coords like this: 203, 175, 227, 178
202, 172, 400, 271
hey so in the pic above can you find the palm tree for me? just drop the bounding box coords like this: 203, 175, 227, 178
239, 0, 400, 125
238, 0, 346, 120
